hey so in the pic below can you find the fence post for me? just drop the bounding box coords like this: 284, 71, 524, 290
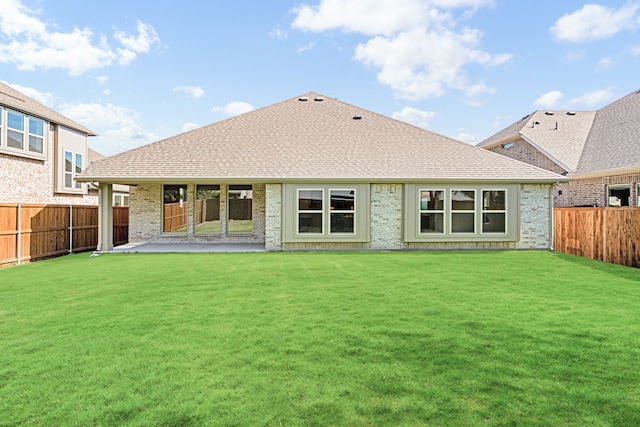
69, 204, 73, 254
16, 203, 21, 266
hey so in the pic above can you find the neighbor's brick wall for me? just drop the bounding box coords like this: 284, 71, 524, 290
0, 125, 97, 206
487, 138, 566, 175
555, 174, 639, 207
129, 183, 266, 244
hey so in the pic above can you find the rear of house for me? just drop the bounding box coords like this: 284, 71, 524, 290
79, 92, 567, 252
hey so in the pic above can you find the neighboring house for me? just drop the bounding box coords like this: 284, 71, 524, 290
478, 88, 640, 207
88, 149, 130, 206
79, 92, 568, 252
0, 82, 98, 205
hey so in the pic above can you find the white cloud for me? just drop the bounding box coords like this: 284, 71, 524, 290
455, 128, 477, 144
631, 44, 640, 56
212, 101, 255, 116
173, 85, 205, 99
0, 0, 160, 75
269, 27, 288, 40
182, 122, 199, 132
551, 3, 640, 43
392, 107, 435, 128
534, 90, 564, 108
297, 42, 316, 53
569, 89, 614, 107
97, 75, 109, 84
464, 83, 495, 106
292, 0, 508, 100
354, 27, 510, 99
597, 56, 615, 70
102, 89, 112, 96
3, 81, 55, 106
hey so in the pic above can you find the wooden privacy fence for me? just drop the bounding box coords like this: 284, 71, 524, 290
0, 204, 129, 268
554, 207, 640, 267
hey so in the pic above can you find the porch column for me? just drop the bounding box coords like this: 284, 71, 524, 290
97, 183, 114, 252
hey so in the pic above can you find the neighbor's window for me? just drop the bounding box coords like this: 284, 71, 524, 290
451, 190, 475, 233
7, 110, 25, 150
196, 185, 221, 233
228, 185, 252, 233
28, 117, 44, 154
482, 190, 506, 233
608, 185, 630, 207
63, 150, 84, 190
419, 190, 444, 233
163, 185, 188, 233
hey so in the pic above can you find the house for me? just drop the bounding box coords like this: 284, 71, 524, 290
478, 87, 640, 207
0, 82, 97, 205
78, 92, 568, 252
88, 149, 130, 206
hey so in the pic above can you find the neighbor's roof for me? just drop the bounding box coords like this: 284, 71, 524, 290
576, 88, 640, 175
79, 92, 566, 184
0, 82, 97, 136
477, 110, 596, 172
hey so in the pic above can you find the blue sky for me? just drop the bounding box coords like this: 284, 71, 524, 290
1, 0, 639, 155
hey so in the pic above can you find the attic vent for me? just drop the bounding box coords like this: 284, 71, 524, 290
353, 115, 362, 120
314, 97, 324, 102
566, 111, 576, 116
545, 111, 555, 115
298, 97, 308, 101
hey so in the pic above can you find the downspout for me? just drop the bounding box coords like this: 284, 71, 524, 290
549, 183, 556, 252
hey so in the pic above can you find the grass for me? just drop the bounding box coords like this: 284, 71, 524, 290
1, 251, 639, 426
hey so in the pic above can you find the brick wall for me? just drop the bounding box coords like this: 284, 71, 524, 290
0, 126, 97, 206
487, 138, 566, 175
267, 183, 552, 251
129, 183, 266, 244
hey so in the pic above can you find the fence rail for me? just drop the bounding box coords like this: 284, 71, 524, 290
0, 203, 128, 268
554, 207, 640, 267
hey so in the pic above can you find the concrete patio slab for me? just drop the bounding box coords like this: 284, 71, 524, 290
109, 243, 266, 253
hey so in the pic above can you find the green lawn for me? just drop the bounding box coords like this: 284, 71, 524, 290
1, 251, 639, 426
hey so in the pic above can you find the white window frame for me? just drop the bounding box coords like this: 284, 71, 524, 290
481, 189, 507, 234
450, 189, 476, 234
418, 189, 446, 235
0, 107, 47, 160
283, 184, 370, 243
405, 184, 518, 243
296, 188, 325, 235
63, 150, 84, 190
607, 185, 631, 207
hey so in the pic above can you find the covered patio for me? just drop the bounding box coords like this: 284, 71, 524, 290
109, 242, 265, 253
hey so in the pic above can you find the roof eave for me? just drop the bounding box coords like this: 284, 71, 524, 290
569, 166, 640, 180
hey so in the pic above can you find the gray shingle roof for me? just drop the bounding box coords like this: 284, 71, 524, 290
0, 82, 96, 136
478, 110, 596, 172
79, 92, 566, 184
577, 88, 640, 174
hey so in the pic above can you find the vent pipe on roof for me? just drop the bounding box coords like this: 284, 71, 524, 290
314, 97, 324, 102
298, 97, 308, 101
353, 115, 362, 120
566, 111, 576, 116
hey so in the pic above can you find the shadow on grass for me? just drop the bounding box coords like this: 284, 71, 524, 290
555, 251, 640, 282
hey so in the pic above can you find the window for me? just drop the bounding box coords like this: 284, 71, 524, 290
482, 190, 506, 233
63, 150, 84, 190
608, 185, 630, 206
502, 142, 514, 149
7, 110, 25, 150
451, 190, 475, 233
0, 108, 46, 158
28, 117, 44, 154
114, 194, 129, 207
196, 185, 221, 233
298, 189, 323, 233
283, 184, 370, 243
163, 185, 188, 233
228, 185, 252, 233
405, 184, 518, 242
297, 188, 356, 235
419, 190, 444, 233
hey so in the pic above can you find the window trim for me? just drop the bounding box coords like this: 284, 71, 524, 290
163, 184, 189, 234
227, 184, 253, 235
195, 184, 222, 235
607, 184, 631, 207
405, 184, 519, 243
283, 184, 370, 243
63, 150, 85, 191
0, 107, 47, 160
